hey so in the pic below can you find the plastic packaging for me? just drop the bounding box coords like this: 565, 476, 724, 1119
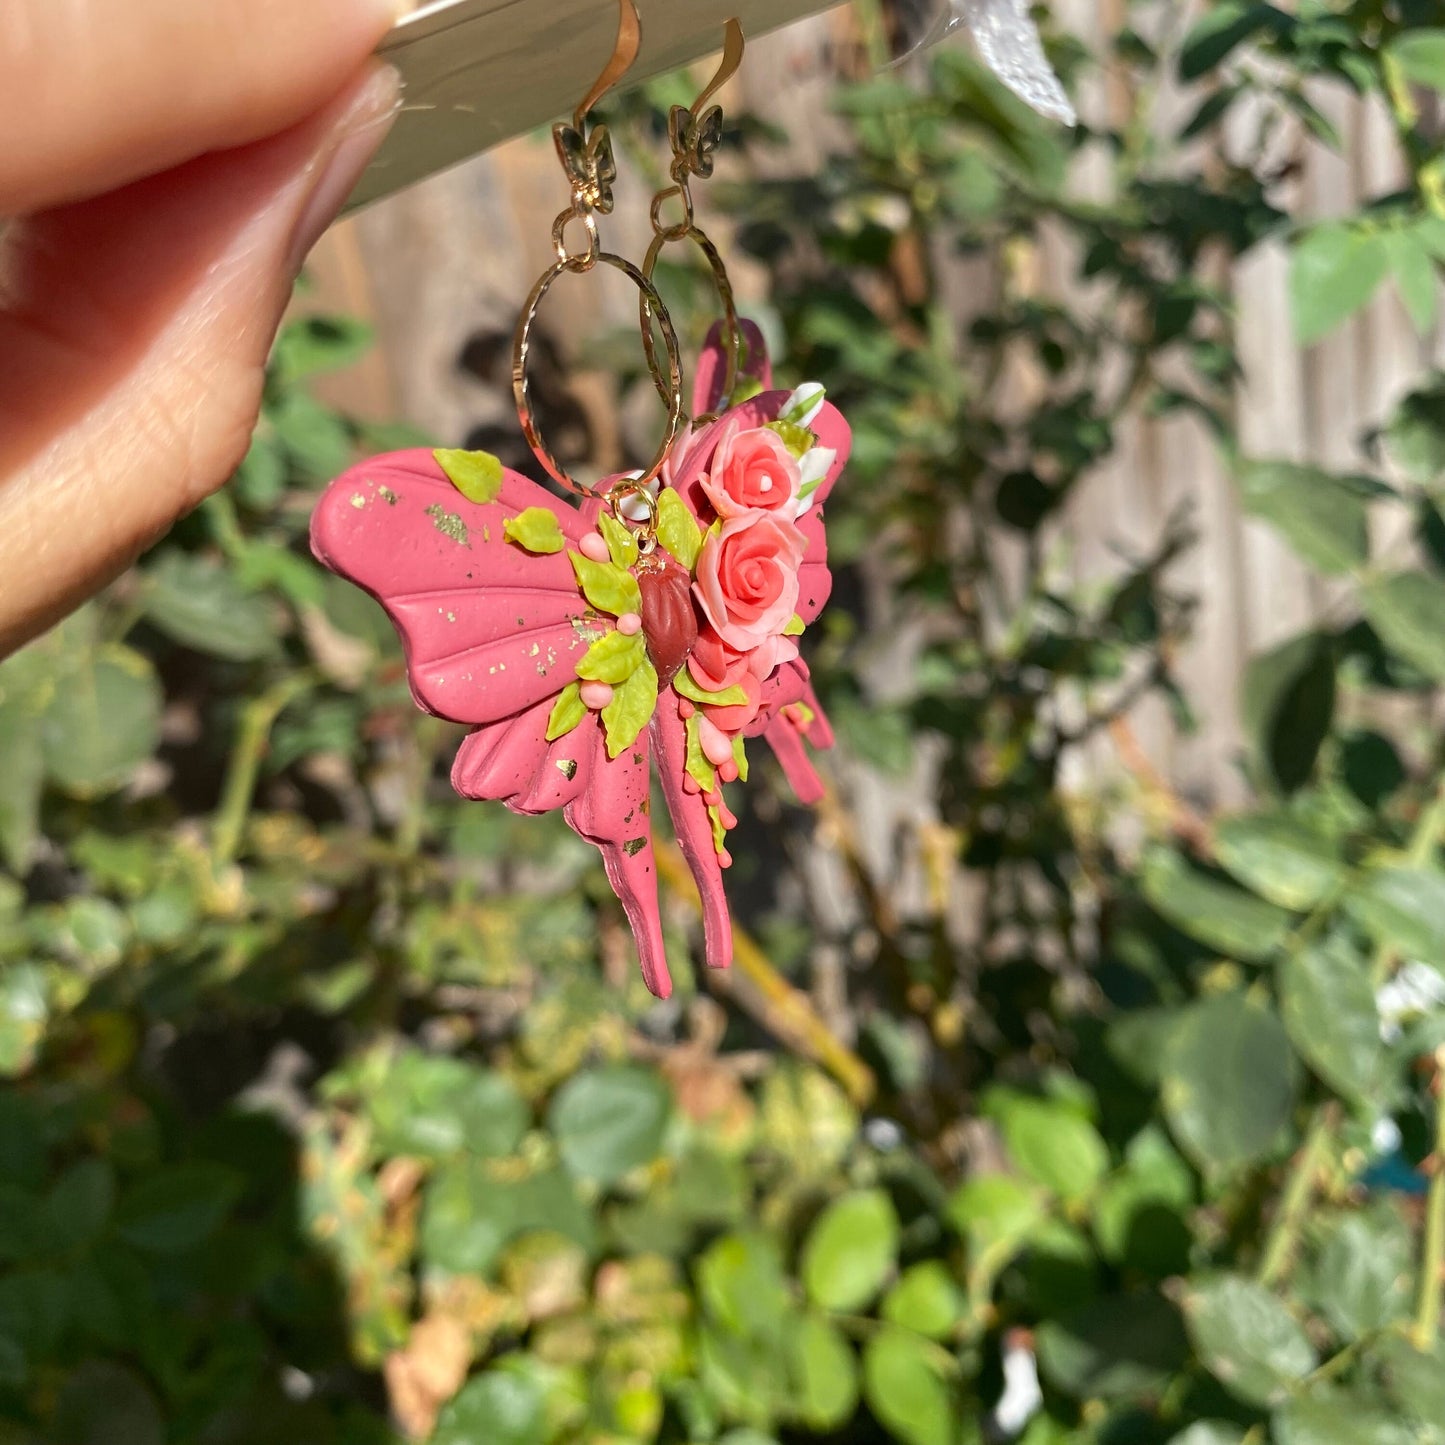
890, 0, 1076, 125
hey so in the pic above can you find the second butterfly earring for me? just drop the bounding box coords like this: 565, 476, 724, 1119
311, 2, 851, 999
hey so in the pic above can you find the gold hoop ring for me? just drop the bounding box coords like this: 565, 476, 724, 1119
640, 224, 740, 425
513, 251, 684, 500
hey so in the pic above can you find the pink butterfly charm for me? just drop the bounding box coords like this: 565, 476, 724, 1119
310, 327, 850, 998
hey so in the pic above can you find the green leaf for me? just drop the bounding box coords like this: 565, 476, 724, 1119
800, 1189, 899, 1312
53, 1360, 164, 1445
1185, 1273, 1317, 1406
273, 314, 374, 381
1384, 375, 1445, 482
1236, 461, 1370, 574
882, 1263, 965, 1340
1280, 941, 1388, 1102
946, 1173, 1045, 1259
766, 419, 816, 458
672, 668, 750, 707
433, 1369, 548, 1445
1273, 1385, 1418, 1445
1385, 230, 1438, 334
861, 1325, 955, 1445
0, 965, 47, 1079
576, 628, 646, 685
657, 488, 703, 571
546, 682, 586, 742
420, 1157, 514, 1275
548, 1066, 670, 1185
142, 553, 277, 661
787, 1313, 858, 1430
598, 511, 639, 569
366, 1051, 528, 1160
1305, 1206, 1413, 1340
602, 659, 658, 758
1214, 813, 1346, 910
1346, 865, 1445, 966
1178, 2, 1289, 79
1373, 1334, 1445, 1427
115, 1163, 243, 1253
1362, 570, 1445, 679
732, 734, 749, 782
1289, 224, 1389, 345
1242, 632, 1335, 793
992, 1095, 1109, 1202
1168, 1427, 1246, 1445
503, 507, 566, 553
434, 447, 504, 504
40, 645, 162, 797
1341, 730, 1407, 808
421, 1162, 594, 1276
233, 432, 286, 509
1140, 849, 1293, 961
1091, 1128, 1194, 1274
270, 389, 353, 480
47, 1158, 115, 1252
0, 696, 43, 873
1163, 995, 1298, 1170
1388, 30, 1445, 91
697, 1231, 793, 1342
569, 551, 642, 617
1037, 1291, 1188, 1400
684, 711, 716, 794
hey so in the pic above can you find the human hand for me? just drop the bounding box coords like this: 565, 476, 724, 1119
0, 0, 403, 655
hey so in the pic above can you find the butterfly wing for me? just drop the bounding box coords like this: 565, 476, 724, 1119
692, 318, 773, 429
651, 693, 733, 972
311, 449, 599, 727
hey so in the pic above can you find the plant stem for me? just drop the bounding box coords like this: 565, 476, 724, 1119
1374, 779, 1445, 985
1258, 1107, 1334, 1288
1414, 1049, 1445, 1349
654, 840, 875, 1106
212, 673, 315, 865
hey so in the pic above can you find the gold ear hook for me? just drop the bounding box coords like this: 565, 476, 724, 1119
516, 0, 684, 512
691, 17, 744, 118
640, 18, 746, 424
574, 0, 643, 132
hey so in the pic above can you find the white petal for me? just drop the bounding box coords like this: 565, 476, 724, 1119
781, 381, 826, 428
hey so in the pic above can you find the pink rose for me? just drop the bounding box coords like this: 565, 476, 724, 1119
693, 510, 807, 654
689, 627, 751, 694
688, 627, 760, 731
699, 422, 801, 518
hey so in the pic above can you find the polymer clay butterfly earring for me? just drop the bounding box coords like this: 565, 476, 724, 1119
311, 0, 852, 998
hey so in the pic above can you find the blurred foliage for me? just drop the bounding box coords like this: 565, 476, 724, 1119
4, 2, 1445, 1443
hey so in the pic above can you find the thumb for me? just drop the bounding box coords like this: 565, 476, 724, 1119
0, 65, 401, 655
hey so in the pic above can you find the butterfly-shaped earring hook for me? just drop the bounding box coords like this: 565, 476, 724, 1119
552, 0, 641, 215
669, 104, 724, 181
669, 18, 743, 180
554, 120, 618, 213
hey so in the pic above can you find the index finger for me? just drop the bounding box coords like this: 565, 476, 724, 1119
0, 0, 402, 216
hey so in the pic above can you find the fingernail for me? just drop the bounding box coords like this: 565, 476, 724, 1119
286, 65, 401, 272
